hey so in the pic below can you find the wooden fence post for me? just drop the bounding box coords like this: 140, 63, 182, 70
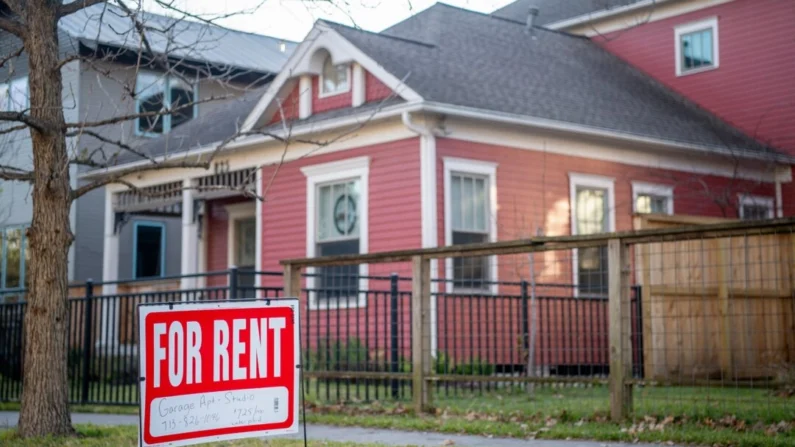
411, 255, 432, 413
608, 238, 633, 421
283, 264, 302, 299
716, 238, 734, 379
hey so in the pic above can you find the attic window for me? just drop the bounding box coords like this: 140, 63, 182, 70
320, 56, 350, 97
136, 72, 197, 136
675, 17, 719, 76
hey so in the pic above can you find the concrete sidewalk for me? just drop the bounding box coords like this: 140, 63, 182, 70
0, 411, 671, 447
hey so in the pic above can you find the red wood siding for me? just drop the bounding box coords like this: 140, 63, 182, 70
594, 0, 795, 153
365, 71, 393, 103
269, 82, 300, 125
435, 137, 779, 367
204, 198, 253, 287
259, 137, 422, 286
313, 75, 353, 114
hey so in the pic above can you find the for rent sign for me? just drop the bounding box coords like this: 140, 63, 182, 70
137, 299, 300, 447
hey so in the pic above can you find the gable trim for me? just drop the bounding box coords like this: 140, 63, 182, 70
241, 22, 423, 132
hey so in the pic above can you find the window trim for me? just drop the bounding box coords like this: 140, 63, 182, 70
318, 57, 351, 99
134, 72, 199, 137
0, 225, 27, 291
301, 156, 370, 310
225, 203, 257, 269
569, 173, 615, 298
738, 194, 774, 220
443, 157, 498, 295
674, 16, 719, 77
632, 181, 674, 215
132, 220, 167, 280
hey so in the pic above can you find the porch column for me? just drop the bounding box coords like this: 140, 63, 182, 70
100, 187, 119, 348
180, 179, 199, 291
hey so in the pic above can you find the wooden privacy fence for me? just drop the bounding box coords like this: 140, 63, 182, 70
634, 214, 795, 381
282, 217, 795, 421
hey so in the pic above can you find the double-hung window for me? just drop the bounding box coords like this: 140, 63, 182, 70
675, 17, 719, 76
136, 72, 197, 136
632, 182, 674, 215
0, 227, 27, 294
444, 158, 497, 293
0, 77, 28, 112
133, 221, 166, 279
570, 174, 615, 297
302, 157, 369, 309
739, 195, 774, 220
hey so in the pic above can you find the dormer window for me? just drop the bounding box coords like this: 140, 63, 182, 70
320, 56, 350, 97
675, 17, 719, 76
136, 72, 197, 136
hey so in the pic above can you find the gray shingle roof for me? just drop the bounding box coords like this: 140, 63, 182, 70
492, 0, 645, 26
332, 3, 775, 156
60, 4, 296, 74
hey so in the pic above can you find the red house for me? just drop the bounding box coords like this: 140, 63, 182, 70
84, 0, 794, 371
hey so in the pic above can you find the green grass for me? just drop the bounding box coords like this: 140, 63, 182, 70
0, 425, 387, 447
2, 381, 793, 447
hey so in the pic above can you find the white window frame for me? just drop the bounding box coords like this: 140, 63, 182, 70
225, 202, 256, 268
318, 57, 351, 98
674, 17, 719, 77
738, 194, 774, 220
632, 182, 674, 215
569, 173, 615, 298
301, 156, 370, 310
443, 157, 498, 295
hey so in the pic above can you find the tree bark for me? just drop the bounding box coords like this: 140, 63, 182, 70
17, 0, 75, 437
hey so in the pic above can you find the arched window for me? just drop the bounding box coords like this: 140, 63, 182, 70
136, 72, 196, 136
320, 56, 349, 97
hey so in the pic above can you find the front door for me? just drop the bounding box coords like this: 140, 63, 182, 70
235, 217, 256, 297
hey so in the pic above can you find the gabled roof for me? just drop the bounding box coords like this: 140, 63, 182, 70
329, 3, 775, 156
59, 4, 296, 74
492, 0, 646, 27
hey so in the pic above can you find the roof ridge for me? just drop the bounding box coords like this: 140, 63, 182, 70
320, 19, 436, 48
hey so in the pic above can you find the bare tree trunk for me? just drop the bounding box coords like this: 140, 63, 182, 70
17, 0, 74, 437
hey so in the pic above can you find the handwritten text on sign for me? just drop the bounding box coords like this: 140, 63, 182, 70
138, 300, 300, 447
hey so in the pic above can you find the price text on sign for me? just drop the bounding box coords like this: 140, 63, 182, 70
138, 300, 300, 447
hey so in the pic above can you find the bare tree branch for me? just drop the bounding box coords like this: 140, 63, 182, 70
0, 164, 34, 181
0, 111, 50, 132
0, 46, 24, 70
0, 16, 26, 38
58, 0, 107, 18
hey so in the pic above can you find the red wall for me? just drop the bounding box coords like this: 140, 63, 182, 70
365, 71, 393, 103
204, 197, 252, 287
594, 0, 795, 154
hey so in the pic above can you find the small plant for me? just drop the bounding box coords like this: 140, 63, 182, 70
434, 351, 455, 374
453, 357, 495, 376
305, 338, 370, 372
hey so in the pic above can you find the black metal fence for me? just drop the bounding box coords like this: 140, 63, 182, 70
0, 269, 642, 405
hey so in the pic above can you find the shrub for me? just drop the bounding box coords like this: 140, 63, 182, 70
453, 357, 495, 376
305, 338, 370, 372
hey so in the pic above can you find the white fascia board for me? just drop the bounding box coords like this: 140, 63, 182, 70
420, 102, 795, 165
241, 22, 423, 133
545, 0, 676, 30
78, 101, 419, 181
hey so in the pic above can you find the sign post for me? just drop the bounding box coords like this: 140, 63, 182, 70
137, 299, 300, 447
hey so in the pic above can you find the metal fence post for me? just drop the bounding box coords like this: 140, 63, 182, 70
411, 256, 432, 413
228, 266, 239, 300
390, 273, 399, 399
520, 280, 529, 361
81, 280, 94, 405
608, 239, 632, 421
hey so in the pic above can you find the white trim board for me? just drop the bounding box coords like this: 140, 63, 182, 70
632, 181, 675, 214
241, 23, 422, 132
443, 157, 499, 295
302, 156, 370, 310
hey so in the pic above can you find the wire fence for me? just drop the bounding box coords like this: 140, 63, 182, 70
2, 217, 794, 425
